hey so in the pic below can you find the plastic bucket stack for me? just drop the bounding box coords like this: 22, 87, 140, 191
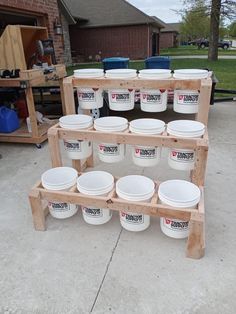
77, 171, 114, 225
116, 175, 155, 231
139, 69, 172, 112
59, 114, 93, 160
105, 69, 137, 111
173, 69, 209, 114
94, 116, 128, 163
129, 118, 165, 167
41, 167, 78, 219
167, 120, 205, 171
74, 69, 104, 110
158, 180, 201, 238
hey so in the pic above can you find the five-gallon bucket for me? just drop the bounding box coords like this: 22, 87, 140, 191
173, 69, 209, 114
167, 120, 205, 171
59, 114, 93, 160
129, 118, 165, 167
77, 171, 114, 225
74, 69, 104, 110
105, 69, 137, 111
139, 69, 172, 112
41, 167, 78, 219
116, 175, 155, 232
158, 180, 201, 239
94, 116, 128, 163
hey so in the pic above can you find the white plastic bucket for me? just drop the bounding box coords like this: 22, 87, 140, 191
173, 69, 209, 114
105, 69, 137, 111
116, 175, 155, 232
167, 120, 205, 171
41, 167, 78, 219
129, 118, 165, 167
77, 171, 114, 225
158, 180, 201, 239
94, 116, 128, 163
139, 69, 172, 112
74, 69, 104, 110
59, 114, 93, 160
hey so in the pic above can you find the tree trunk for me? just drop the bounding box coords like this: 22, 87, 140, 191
208, 0, 221, 61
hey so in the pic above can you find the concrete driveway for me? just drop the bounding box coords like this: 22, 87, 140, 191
0, 101, 236, 314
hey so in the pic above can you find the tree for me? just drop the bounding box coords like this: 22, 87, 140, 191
228, 22, 236, 37
178, 0, 236, 60
179, 1, 210, 42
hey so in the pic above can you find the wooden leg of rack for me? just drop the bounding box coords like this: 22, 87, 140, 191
186, 212, 205, 259
86, 152, 94, 168
59, 78, 66, 115
63, 77, 76, 114
72, 160, 83, 172
191, 146, 208, 186
48, 127, 62, 167
29, 189, 46, 231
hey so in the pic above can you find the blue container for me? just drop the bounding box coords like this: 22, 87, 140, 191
0, 106, 20, 133
102, 57, 129, 71
145, 56, 171, 69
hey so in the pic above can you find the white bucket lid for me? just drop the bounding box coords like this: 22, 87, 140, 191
129, 119, 165, 135
116, 175, 155, 201
42, 167, 78, 191
74, 68, 104, 78
173, 69, 208, 79
158, 180, 201, 208
105, 69, 137, 79
59, 114, 93, 129
94, 116, 128, 132
139, 69, 172, 79
167, 120, 205, 138
77, 171, 114, 196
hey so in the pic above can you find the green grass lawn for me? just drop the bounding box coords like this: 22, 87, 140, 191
67, 58, 236, 91
160, 45, 236, 56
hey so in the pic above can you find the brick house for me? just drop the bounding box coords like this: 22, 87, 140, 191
160, 23, 180, 49
64, 0, 165, 62
0, 0, 75, 64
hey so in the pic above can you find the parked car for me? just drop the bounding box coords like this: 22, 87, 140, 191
198, 39, 230, 49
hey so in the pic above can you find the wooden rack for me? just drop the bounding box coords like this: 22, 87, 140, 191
62, 75, 212, 125
29, 177, 205, 259
0, 65, 66, 146
29, 75, 212, 259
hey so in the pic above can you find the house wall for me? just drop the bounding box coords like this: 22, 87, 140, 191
160, 32, 177, 49
0, 0, 64, 64
61, 13, 72, 64
69, 24, 151, 62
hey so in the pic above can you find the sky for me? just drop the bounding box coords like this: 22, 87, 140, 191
129, 0, 183, 23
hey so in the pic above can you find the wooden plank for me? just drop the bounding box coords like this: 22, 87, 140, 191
59, 78, 66, 115
191, 146, 208, 186
25, 87, 39, 138
10, 26, 26, 70
28, 189, 46, 231
63, 77, 76, 114
196, 79, 212, 125
57, 128, 205, 149
37, 187, 196, 221
72, 77, 209, 90
47, 127, 62, 167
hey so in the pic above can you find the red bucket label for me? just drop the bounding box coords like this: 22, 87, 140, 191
121, 212, 144, 224
164, 218, 189, 231
170, 150, 195, 163
78, 91, 96, 102
99, 144, 120, 156
82, 206, 102, 218
134, 147, 157, 159
177, 94, 199, 105
49, 202, 70, 212
141, 93, 162, 104
111, 92, 130, 103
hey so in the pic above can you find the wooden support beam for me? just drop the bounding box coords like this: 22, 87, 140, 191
63, 77, 76, 114
47, 126, 62, 167
28, 189, 46, 231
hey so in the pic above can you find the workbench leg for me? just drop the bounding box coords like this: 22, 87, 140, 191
25, 87, 39, 138
59, 78, 66, 115
48, 127, 62, 167
29, 190, 46, 231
